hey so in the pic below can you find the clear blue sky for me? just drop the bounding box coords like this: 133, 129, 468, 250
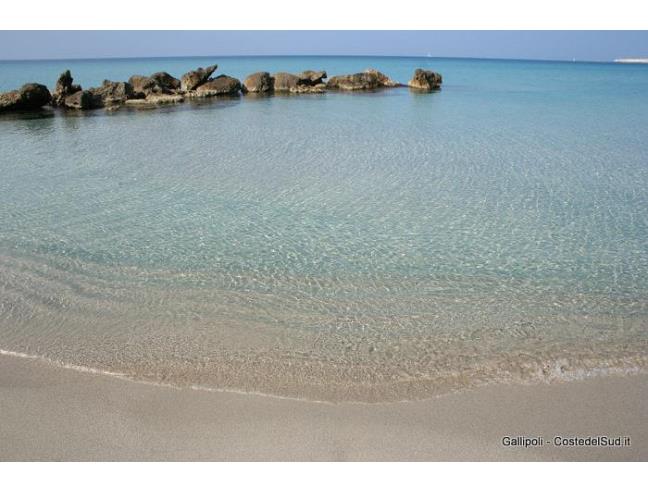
1, 31, 647, 62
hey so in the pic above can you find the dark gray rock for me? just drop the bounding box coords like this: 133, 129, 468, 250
129, 72, 181, 98
64, 90, 96, 110
150, 72, 181, 91
0, 83, 51, 112
63, 80, 133, 109
51, 70, 82, 106
194, 75, 242, 96
91, 80, 134, 107
181, 64, 218, 91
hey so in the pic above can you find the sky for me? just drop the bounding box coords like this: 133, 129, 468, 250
0, 31, 647, 62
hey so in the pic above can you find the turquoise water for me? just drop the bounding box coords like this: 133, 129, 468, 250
1, 56, 648, 401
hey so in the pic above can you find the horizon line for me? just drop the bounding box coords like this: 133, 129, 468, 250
0, 53, 630, 65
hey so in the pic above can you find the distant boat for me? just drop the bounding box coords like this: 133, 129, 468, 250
614, 58, 648, 64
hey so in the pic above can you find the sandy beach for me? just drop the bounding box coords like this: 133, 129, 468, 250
0, 352, 645, 461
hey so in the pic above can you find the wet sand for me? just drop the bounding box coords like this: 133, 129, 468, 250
0, 352, 646, 461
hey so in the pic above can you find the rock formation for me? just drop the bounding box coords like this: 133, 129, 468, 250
150, 72, 181, 91
129, 72, 182, 98
90, 80, 134, 107
297, 70, 327, 85
125, 94, 184, 106
60, 80, 134, 109
194, 75, 242, 97
180, 64, 218, 91
272, 71, 327, 93
326, 69, 401, 91
51, 70, 82, 106
128, 75, 160, 98
272, 72, 300, 92
0, 83, 51, 112
0, 64, 442, 113
242, 72, 273, 93
364, 69, 400, 88
64, 90, 95, 110
408, 69, 442, 91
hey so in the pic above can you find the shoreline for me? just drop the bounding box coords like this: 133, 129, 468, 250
1, 351, 646, 460
2, 342, 647, 404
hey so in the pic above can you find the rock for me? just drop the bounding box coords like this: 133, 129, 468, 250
272, 72, 300, 92
194, 75, 242, 97
297, 70, 327, 85
150, 72, 181, 91
364, 69, 400, 88
145, 93, 184, 104
91, 80, 134, 107
63, 80, 133, 109
0, 83, 51, 112
64, 90, 95, 110
51, 70, 82, 106
125, 94, 185, 106
327, 69, 400, 91
408, 69, 442, 91
273, 72, 327, 93
326, 73, 378, 91
292, 83, 327, 94
0, 90, 21, 111
129, 72, 182, 98
180, 64, 218, 91
19, 83, 52, 108
128, 75, 159, 98
242, 72, 273, 93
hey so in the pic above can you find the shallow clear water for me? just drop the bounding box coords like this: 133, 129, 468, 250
1, 56, 648, 401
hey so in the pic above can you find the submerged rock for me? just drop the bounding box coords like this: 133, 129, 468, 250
194, 75, 242, 97
180, 64, 218, 91
242, 72, 273, 93
51, 70, 82, 106
292, 83, 326, 94
125, 93, 185, 106
0, 83, 51, 112
408, 69, 442, 90
326, 69, 400, 91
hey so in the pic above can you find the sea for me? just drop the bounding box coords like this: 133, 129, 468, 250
1, 55, 647, 401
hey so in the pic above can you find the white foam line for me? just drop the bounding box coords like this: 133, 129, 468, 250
0, 348, 129, 378
1, 346, 646, 406
0, 347, 335, 404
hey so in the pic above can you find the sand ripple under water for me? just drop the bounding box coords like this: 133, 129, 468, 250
1, 57, 648, 401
